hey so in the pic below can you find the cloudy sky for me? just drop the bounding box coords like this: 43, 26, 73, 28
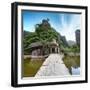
22, 11, 81, 41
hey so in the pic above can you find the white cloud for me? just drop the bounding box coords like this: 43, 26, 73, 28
58, 14, 81, 41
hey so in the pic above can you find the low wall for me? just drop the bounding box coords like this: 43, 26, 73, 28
24, 55, 48, 60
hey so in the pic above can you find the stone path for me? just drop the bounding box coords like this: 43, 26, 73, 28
35, 54, 70, 77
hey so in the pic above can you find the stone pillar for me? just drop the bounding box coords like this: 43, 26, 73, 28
57, 48, 58, 53
50, 48, 52, 53
58, 48, 60, 53
55, 48, 57, 53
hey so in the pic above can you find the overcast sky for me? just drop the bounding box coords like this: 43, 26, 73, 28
22, 11, 81, 41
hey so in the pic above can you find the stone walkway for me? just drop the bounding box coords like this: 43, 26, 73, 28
35, 54, 70, 77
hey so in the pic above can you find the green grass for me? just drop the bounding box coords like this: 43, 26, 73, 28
63, 55, 80, 73
23, 58, 44, 77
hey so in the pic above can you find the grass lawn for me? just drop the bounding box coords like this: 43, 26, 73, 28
23, 58, 44, 77
63, 55, 80, 73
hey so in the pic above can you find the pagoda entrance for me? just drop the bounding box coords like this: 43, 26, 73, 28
49, 47, 59, 53
52, 48, 55, 53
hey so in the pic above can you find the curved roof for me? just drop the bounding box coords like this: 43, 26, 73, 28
29, 42, 43, 48
29, 39, 59, 48
49, 39, 59, 46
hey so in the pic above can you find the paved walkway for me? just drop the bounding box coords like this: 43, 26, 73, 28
35, 54, 70, 77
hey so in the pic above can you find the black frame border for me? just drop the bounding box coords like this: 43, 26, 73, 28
11, 2, 88, 87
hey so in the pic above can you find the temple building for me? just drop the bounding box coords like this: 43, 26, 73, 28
29, 39, 60, 56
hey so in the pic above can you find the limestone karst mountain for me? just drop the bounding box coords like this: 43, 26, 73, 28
23, 19, 68, 55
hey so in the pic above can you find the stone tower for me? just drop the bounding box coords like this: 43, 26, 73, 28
75, 29, 80, 46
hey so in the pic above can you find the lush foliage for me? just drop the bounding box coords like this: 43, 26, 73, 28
62, 45, 80, 54
23, 20, 65, 54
